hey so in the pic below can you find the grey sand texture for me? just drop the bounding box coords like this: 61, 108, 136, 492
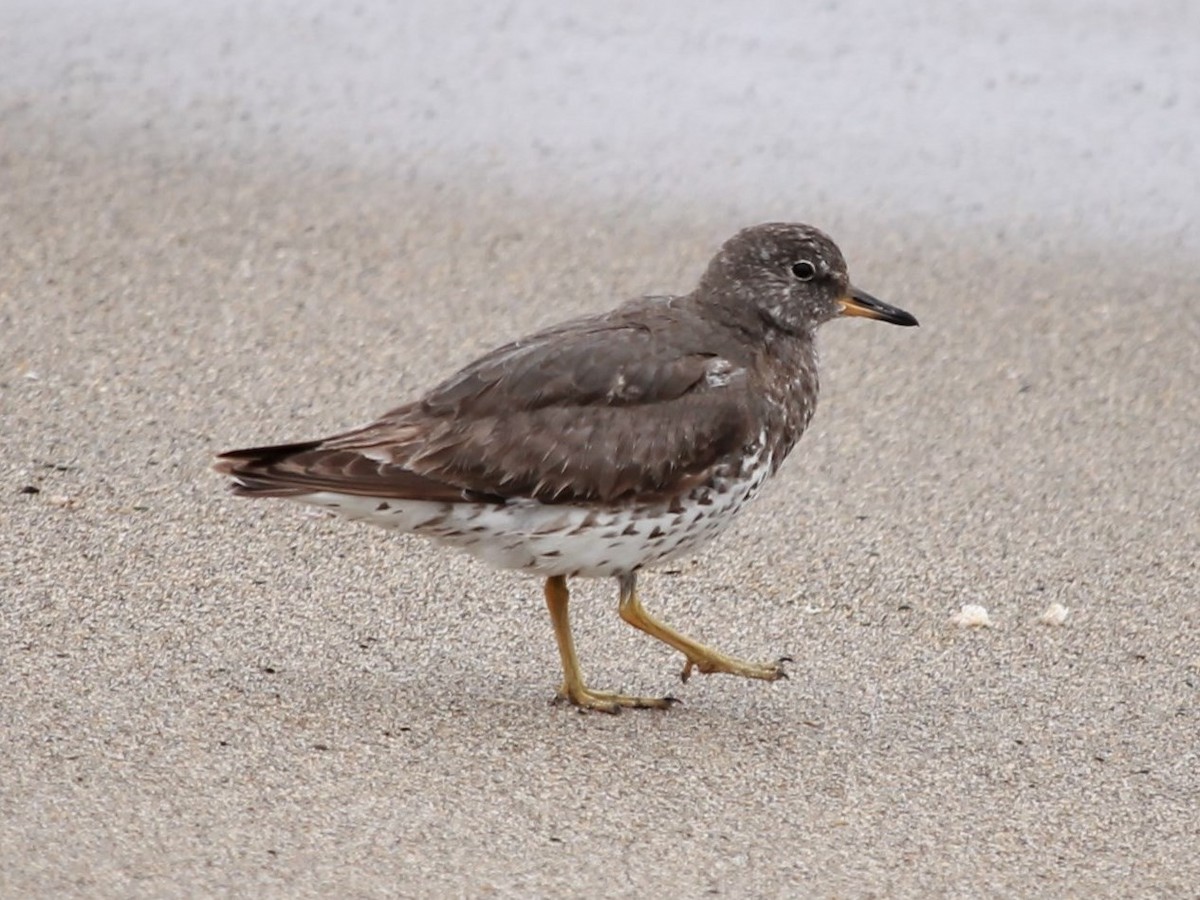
3, 1, 1198, 896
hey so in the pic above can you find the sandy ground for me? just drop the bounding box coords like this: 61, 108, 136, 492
2, 2, 1198, 897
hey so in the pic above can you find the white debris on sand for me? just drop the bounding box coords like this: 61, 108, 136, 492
950, 604, 993, 628
1039, 602, 1070, 626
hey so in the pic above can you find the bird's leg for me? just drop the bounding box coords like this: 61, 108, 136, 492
543, 576, 677, 713
617, 573, 790, 683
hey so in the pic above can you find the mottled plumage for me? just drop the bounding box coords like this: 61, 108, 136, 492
216, 222, 917, 711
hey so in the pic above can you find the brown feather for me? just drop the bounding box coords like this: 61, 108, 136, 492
215, 295, 776, 505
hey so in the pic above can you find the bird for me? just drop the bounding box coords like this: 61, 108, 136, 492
215, 222, 918, 712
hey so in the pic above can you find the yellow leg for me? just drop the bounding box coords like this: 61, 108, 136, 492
543, 576, 677, 713
617, 574, 791, 683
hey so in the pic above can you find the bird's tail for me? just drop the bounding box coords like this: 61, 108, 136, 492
213, 440, 324, 497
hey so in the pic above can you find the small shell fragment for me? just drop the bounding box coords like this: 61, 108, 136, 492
1039, 602, 1069, 626
950, 604, 992, 628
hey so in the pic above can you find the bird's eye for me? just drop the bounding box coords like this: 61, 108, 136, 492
790, 260, 817, 281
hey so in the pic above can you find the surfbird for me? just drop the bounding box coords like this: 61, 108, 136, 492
215, 222, 918, 712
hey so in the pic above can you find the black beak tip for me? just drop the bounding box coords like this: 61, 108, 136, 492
847, 286, 919, 328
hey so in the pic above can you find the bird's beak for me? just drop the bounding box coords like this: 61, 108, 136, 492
839, 286, 919, 327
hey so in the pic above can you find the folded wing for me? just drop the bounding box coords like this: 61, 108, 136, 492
216, 301, 757, 505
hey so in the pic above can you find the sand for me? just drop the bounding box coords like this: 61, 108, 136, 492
3, 2, 1198, 896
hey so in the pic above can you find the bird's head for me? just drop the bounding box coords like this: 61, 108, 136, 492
696, 222, 918, 335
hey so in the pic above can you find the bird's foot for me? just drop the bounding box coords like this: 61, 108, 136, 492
679, 653, 792, 684
554, 683, 680, 714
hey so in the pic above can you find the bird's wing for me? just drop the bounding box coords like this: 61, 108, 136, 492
217, 301, 758, 504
